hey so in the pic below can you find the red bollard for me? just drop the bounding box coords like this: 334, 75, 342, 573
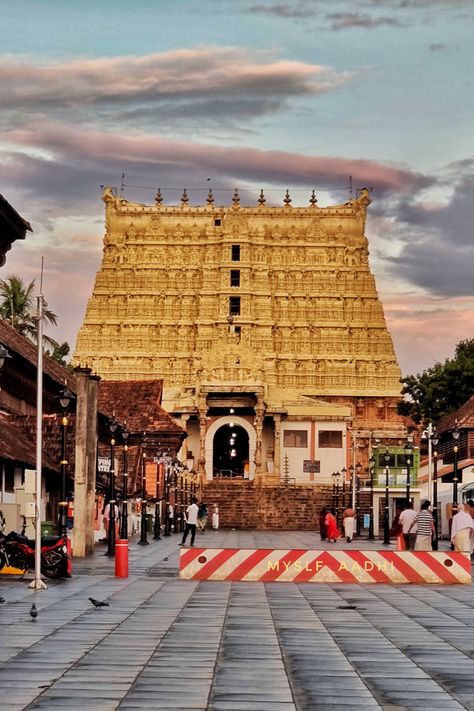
115, 539, 129, 578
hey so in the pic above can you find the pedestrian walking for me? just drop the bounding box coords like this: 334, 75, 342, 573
319, 507, 328, 541
211, 503, 219, 530
342, 506, 355, 543
325, 508, 340, 543
408, 500, 435, 551
197, 502, 208, 532
180, 496, 199, 547
451, 503, 474, 554
390, 504, 405, 551
399, 501, 417, 550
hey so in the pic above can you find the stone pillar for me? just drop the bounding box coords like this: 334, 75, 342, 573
198, 400, 207, 480
179, 415, 190, 463
73, 368, 100, 556
273, 414, 282, 478
254, 401, 264, 479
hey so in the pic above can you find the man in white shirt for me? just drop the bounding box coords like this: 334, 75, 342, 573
399, 502, 417, 550
180, 496, 199, 547
451, 503, 474, 555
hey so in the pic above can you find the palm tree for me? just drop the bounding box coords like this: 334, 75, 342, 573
0, 274, 59, 347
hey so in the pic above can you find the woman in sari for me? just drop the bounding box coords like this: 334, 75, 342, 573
325, 508, 340, 543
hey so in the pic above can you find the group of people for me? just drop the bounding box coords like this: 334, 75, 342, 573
320, 499, 474, 553
319, 506, 356, 543
393, 499, 474, 554
180, 500, 220, 547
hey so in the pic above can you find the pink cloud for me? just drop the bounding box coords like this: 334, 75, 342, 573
7, 122, 429, 193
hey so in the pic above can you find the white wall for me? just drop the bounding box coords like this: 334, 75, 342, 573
280, 421, 347, 484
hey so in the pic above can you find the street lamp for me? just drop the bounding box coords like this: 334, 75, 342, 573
404, 434, 414, 505
138, 452, 149, 545
368, 456, 375, 540
153, 455, 162, 541
355, 462, 362, 535
57, 386, 75, 537
452, 420, 460, 512
0, 343, 12, 369
431, 431, 439, 550
341, 467, 347, 509
120, 423, 129, 540
332, 471, 341, 525
105, 415, 118, 557
383, 448, 391, 545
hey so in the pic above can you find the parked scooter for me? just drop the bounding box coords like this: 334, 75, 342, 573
0, 519, 70, 579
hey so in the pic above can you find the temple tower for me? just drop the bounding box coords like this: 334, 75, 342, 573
74, 187, 404, 484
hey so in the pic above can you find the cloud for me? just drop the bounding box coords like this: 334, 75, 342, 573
327, 12, 402, 29
377, 169, 474, 297
428, 43, 448, 51
248, 2, 317, 17
0, 48, 352, 131
5, 122, 432, 201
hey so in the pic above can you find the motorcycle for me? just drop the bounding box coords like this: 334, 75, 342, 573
0, 523, 70, 579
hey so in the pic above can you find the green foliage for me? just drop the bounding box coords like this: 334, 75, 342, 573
398, 338, 474, 424
0, 274, 68, 357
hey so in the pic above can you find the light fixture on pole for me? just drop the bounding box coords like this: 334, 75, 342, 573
138, 451, 149, 545
57, 386, 75, 537
383, 448, 391, 545
105, 415, 118, 557
153, 451, 162, 541
421, 423, 434, 502
120, 423, 129, 540
431, 431, 439, 550
355, 462, 362, 536
368, 456, 375, 540
404, 434, 414, 505
452, 420, 460, 512
0, 343, 12, 369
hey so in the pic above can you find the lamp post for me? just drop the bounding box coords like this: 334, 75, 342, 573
355, 462, 362, 535
0, 343, 12, 369
332, 471, 341, 526
331, 471, 336, 508
153, 457, 161, 541
57, 386, 74, 537
368, 455, 375, 540
105, 416, 118, 557
138, 452, 149, 545
383, 448, 391, 545
452, 420, 460, 512
120, 423, 129, 540
432, 432, 439, 550
404, 435, 414, 506
164, 454, 171, 536
341, 467, 347, 510
421, 423, 434, 502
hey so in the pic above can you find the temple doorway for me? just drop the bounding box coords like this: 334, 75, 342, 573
213, 423, 249, 478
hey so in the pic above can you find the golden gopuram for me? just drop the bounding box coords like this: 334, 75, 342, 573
74, 186, 405, 486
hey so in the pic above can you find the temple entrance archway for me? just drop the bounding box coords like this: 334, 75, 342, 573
205, 416, 256, 480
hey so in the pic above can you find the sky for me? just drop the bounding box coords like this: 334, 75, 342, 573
1, 0, 474, 376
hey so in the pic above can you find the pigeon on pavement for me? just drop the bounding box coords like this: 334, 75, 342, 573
30, 603, 38, 620
0, 596, 5, 603
89, 597, 109, 608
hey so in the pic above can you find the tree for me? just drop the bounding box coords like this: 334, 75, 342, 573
398, 338, 474, 424
0, 275, 68, 359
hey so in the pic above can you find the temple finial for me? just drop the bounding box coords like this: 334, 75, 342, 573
232, 188, 240, 206
309, 189, 317, 206
155, 188, 163, 205
207, 189, 214, 205
283, 189, 292, 206
181, 189, 189, 206
258, 189, 266, 206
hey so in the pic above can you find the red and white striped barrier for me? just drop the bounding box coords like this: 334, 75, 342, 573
179, 548, 471, 584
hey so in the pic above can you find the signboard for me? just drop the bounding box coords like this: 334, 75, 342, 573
97, 456, 111, 473
303, 460, 320, 473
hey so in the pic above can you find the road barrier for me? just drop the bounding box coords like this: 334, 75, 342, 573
179, 548, 471, 584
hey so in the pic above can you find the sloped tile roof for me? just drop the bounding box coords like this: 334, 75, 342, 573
0, 413, 57, 470
437, 395, 474, 434
98, 380, 184, 436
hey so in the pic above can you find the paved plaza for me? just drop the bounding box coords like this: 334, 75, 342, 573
1, 530, 474, 711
